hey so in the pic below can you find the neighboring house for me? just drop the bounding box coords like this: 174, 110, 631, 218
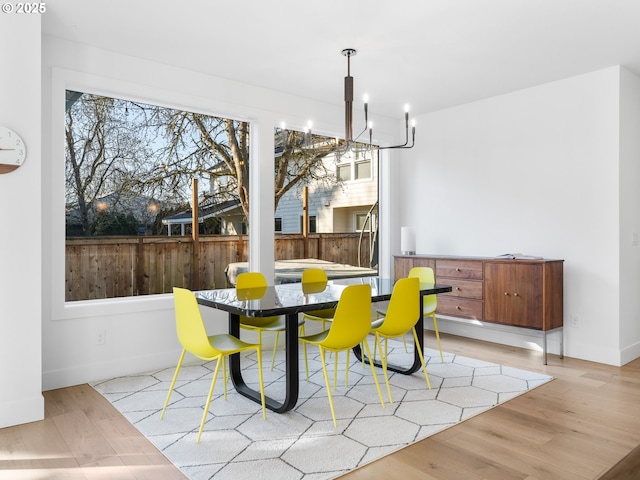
274, 147, 379, 234
162, 199, 245, 236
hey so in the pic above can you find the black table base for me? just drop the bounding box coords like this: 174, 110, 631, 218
229, 312, 300, 413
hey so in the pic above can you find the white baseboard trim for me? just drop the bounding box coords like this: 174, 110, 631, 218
620, 339, 640, 366
42, 349, 182, 391
429, 315, 564, 356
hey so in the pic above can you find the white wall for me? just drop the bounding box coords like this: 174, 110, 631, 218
619, 68, 640, 364
392, 66, 640, 366
0, 15, 44, 427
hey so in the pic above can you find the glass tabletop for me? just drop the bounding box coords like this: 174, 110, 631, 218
195, 276, 452, 317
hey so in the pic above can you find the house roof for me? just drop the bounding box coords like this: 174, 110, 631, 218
162, 199, 241, 225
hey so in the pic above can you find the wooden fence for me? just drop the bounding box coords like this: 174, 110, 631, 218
65, 233, 373, 301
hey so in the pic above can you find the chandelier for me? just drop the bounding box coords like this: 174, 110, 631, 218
302, 48, 416, 154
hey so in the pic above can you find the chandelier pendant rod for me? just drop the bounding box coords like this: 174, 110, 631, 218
343, 48, 356, 145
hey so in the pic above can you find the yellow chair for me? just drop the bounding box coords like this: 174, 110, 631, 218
301, 268, 335, 331
160, 287, 266, 443
371, 277, 431, 404
375, 266, 444, 362
407, 266, 444, 362
237, 272, 306, 370
299, 283, 385, 427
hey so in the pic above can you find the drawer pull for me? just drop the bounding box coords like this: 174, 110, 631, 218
504, 292, 509, 296
456, 268, 461, 272
514, 292, 519, 297
456, 287, 462, 291
456, 305, 461, 310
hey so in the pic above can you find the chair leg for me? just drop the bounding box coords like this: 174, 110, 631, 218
271, 331, 279, 371
160, 349, 186, 420
304, 340, 310, 382
431, 313, 444, 362
222, 356, 228, 400
345, 349, 350, 387
318, 347, 338, 427
362, 340, 385, 409
255, 346, 267, 420
197, 355, 222, 443
412, 327, 432, 390
375, 334, 393, 403
300, 324, 308, 378
333, 350, 339, 390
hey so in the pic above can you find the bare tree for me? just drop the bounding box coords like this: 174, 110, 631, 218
145, 110, 339, 220
65, 93, 155, 234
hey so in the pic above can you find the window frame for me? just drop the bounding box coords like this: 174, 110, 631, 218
50, 67, 257, 319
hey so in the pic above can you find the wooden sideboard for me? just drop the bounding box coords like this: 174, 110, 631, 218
394, 254, 564, 363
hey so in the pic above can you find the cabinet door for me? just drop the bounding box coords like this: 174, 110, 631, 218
484, 262, 543, 328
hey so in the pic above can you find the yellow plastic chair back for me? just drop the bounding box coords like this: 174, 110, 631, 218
320, 283, 372, 351
375, 277, 420, 338
408, 266, 443, 361
173, 286, 221, 359
302, 268, 328, 283
236, 272, 278, 327
237, 271, 268, 289
408, 266, 437, 314
302, 268, 329, 294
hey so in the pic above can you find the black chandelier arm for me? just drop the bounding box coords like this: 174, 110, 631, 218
375, 112, 416, 150
352, 125, 370, 144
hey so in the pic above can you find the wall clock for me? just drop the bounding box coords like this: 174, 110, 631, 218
0, 126, 26, 174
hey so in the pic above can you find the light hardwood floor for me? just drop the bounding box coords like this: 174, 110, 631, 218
1, 333, 639, 480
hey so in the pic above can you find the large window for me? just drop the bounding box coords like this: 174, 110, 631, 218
274, 127, 378, 270
65, 90, 250, 300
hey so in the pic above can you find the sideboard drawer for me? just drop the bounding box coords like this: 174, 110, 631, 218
437, 296, 483, 320
436, 260, 483, 280
443, 279, 483, 299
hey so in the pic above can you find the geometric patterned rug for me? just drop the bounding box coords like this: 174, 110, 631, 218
91, 339, 553, 480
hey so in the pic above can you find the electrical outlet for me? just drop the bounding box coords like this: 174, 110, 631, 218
570, 315, 579, 328
96, 329, 106, 345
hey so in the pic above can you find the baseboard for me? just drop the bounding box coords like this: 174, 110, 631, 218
620, 339, 640, 366
42, 349, 181, 391
432, 315, 564, 356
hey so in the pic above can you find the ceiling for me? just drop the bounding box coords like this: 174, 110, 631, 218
43, 0, 640, 119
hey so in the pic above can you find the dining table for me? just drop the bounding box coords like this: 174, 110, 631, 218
195, 276, 452, 413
